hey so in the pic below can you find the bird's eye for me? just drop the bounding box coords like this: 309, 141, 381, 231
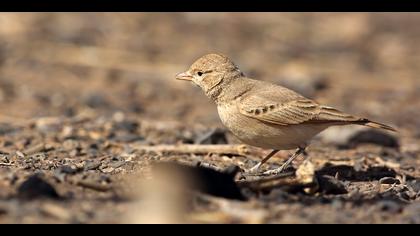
197, 71, 203, 76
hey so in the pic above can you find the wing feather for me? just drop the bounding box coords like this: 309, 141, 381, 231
238, 94, 360, 126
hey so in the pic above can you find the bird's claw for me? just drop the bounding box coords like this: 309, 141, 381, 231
261, 165, 286, 176
246, 163, 261, 173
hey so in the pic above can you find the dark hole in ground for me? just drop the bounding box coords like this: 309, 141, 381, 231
152, 162, 245, 201
316, 165, 397, 181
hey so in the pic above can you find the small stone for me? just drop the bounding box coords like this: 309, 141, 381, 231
114, 120, 139, 133
316, 175, 348, 195
121, 153, 136, 162
75, 162, 85, 169
84, 93, 109, 108
111, 133, 144, 143
84, 161, 101, 171
88, 131, 102, 140
61, 126, 74, 138
113, 111, 125, 122
15, 151, 25, 158
59, 165, 78, 174
101, 167, 115, 173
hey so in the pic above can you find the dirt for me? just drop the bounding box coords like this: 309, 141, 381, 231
0, 13, 419, 223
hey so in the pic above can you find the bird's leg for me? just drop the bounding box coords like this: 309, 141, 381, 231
245, 149, 279, 174
262, 146, 306, 176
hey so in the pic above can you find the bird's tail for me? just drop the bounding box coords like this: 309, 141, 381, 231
355, 119, 397, 132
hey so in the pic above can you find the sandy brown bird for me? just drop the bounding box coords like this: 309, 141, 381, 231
176, 53, 396, 175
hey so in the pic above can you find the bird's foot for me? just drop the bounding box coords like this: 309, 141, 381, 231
261, 164, 287, 176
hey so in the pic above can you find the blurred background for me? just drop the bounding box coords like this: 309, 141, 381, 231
0, 13, 419, 130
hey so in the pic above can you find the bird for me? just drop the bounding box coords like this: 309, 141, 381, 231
175, 53, 396, 176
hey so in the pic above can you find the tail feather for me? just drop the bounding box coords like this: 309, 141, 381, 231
356, 119, 397, 132
308, 105, 396, 132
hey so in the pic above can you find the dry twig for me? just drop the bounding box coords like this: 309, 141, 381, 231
131, 144, 263, 157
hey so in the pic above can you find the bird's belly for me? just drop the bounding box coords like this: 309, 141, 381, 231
218, 105, 328, 150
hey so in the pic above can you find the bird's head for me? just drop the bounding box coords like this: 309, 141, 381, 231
175, 53, 243, 95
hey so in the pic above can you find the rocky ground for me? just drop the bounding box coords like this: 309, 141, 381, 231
0, 13, 419, 223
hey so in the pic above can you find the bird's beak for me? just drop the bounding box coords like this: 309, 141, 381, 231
175, 71, 193, 81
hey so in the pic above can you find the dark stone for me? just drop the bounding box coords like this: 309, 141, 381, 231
84, 93, 109, 108
348, 129, 399, 149
113, 121, 139, 133
111, 133, 144, 143
316, 175, 348, 195
58, 165, 79, 175
17, 174, 60, 200
223, 165, 241, 177
89, 143, 99, 150
84, 161, 101, 171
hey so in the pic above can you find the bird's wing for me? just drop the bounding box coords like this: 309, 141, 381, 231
237, 92, 360, 126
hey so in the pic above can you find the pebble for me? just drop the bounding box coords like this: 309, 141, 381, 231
101, 167, 115, 173
15, 151, 25, 158
84, 161, 101, 171
316, 175, 348, 195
